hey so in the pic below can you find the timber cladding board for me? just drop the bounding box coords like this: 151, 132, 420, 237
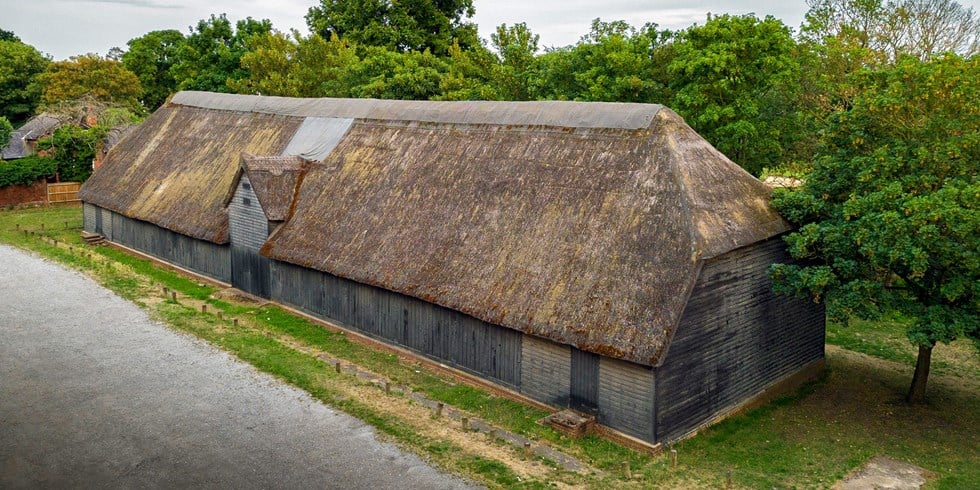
654, 238, 825, 441
228, 175, 269, 250
598, 357, 655, 440
270, 260, 523, 387
86, 206, 231, 283
520, 336, 572, 406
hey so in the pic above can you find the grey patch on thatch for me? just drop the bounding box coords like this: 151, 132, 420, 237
239, 154, 310, 222
283, 117, 354, 162
171, 91, 663, 130
262, 108, 789, 366
78, 105, 303, 243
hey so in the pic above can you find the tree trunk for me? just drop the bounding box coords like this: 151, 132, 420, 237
906, 344, 932, 403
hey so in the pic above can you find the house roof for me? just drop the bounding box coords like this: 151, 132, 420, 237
239, 154, 309, 221
80, 91, 789, 366
1, 115, 61, 160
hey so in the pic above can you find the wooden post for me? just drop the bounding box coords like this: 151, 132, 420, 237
384, 382, 391, 394
335, 362, 341, 373
163, 286, 169, 295
726, 468, 733, 488
461, 417, 469, 432
523, 442, 532, 459
624, 462, 632, 480
201, 304, 207, 314
435, 402, 443, 417
233, 318, 239, 327
171, 291, 177, 302
671, 449, 678, 468
217, 312, 223, 320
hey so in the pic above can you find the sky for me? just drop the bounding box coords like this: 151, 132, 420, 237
2, 0, 978, 60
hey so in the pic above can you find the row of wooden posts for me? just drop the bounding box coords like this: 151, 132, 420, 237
14, 226, 741, 484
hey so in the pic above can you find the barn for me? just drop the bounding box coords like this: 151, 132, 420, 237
79, 91, 825, 445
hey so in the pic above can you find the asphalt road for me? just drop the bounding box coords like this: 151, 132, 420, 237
0, 245, 477, 489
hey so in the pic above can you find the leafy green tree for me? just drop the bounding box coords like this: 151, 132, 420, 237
232, 31, 359, 98
771, 54, 979, 403
668, 14, 801, 175
0, 29, 19, 42
534, 20, 673, 103
35, 124, 108, 182
0, 39, 49, 124
170, 14, 272, 93
0, 155, 58, 186
803, 0, 979, 61
345, 47, 448, 100
306, 0, 478, 56
489, 23, 539, 100
437, 41, 498, 100
0, 116, 12, 153
122, 30, 186, 110
36, 54, 142, 110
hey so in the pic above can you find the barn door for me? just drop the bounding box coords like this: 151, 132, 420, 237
570, 349, 600, 413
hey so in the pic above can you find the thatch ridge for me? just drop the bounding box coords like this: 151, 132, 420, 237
171, 91, 663, 130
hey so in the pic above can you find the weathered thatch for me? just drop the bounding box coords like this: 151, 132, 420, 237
238, 154, 309, 221
82, 91, 788, 366
78, 106, 301, 243
261, 107, 788, 366
1, 115, 61, 160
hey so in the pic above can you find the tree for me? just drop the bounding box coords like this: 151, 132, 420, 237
344, 46, 448, 100
35, 124, 108, 182
0, 116, 12, 154
489, 23, 539, 100
770, 54, 979, 403
533, 20, 673, 103
802, 0, 979, 61
231, 31, 359, 98
0, 29, 19, 42
305, 0, 479, 56
170, 14, 272, 93
35, 54, 141, 110
668, 15, 801, 175
0, 40, 49, 124
437, 41, 499, 100
122, 29, 186, 110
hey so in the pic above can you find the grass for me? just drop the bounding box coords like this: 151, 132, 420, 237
2, 204, 978, 489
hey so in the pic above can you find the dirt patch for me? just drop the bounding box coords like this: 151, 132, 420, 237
834, 456, 930, 489
211, 287, 269, 305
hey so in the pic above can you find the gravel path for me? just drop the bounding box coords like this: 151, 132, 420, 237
0, 245, 477, 489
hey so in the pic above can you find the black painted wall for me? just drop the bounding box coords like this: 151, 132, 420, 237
654, 237, 825, 442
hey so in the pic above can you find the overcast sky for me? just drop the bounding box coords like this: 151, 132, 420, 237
3, 0, 978, 60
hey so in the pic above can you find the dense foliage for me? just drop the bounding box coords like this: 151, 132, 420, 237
36, 55, 142, 110
35, 125, 108, 182
0, 155, 58, 187
0, 39, 49, 124
771, 54, 979, 401
0, 116, 12, 152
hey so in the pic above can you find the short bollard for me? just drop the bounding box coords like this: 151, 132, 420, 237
671, 449, 678, 468
171, 291, 177, 302
384, 382, 391, 394
201, 304, 207, 313
335, 362, 341, 373
523, 442, 532, 459
461, 417, 469, 432
435, 402, 443, 417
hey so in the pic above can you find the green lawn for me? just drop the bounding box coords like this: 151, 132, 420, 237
3, 204, 978, 489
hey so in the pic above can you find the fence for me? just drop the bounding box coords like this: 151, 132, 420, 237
47, 182, 81, 203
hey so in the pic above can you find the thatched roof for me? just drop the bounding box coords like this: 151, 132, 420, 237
238, 154, 309, 221
78, 105, 302, 243
82, 91, 789, 366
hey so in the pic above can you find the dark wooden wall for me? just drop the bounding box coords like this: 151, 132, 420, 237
270, 260, 524, 388
83, 204, 231, 283
654, 237, 825, 442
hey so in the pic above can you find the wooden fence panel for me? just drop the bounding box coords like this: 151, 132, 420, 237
47, 182, 81, 203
